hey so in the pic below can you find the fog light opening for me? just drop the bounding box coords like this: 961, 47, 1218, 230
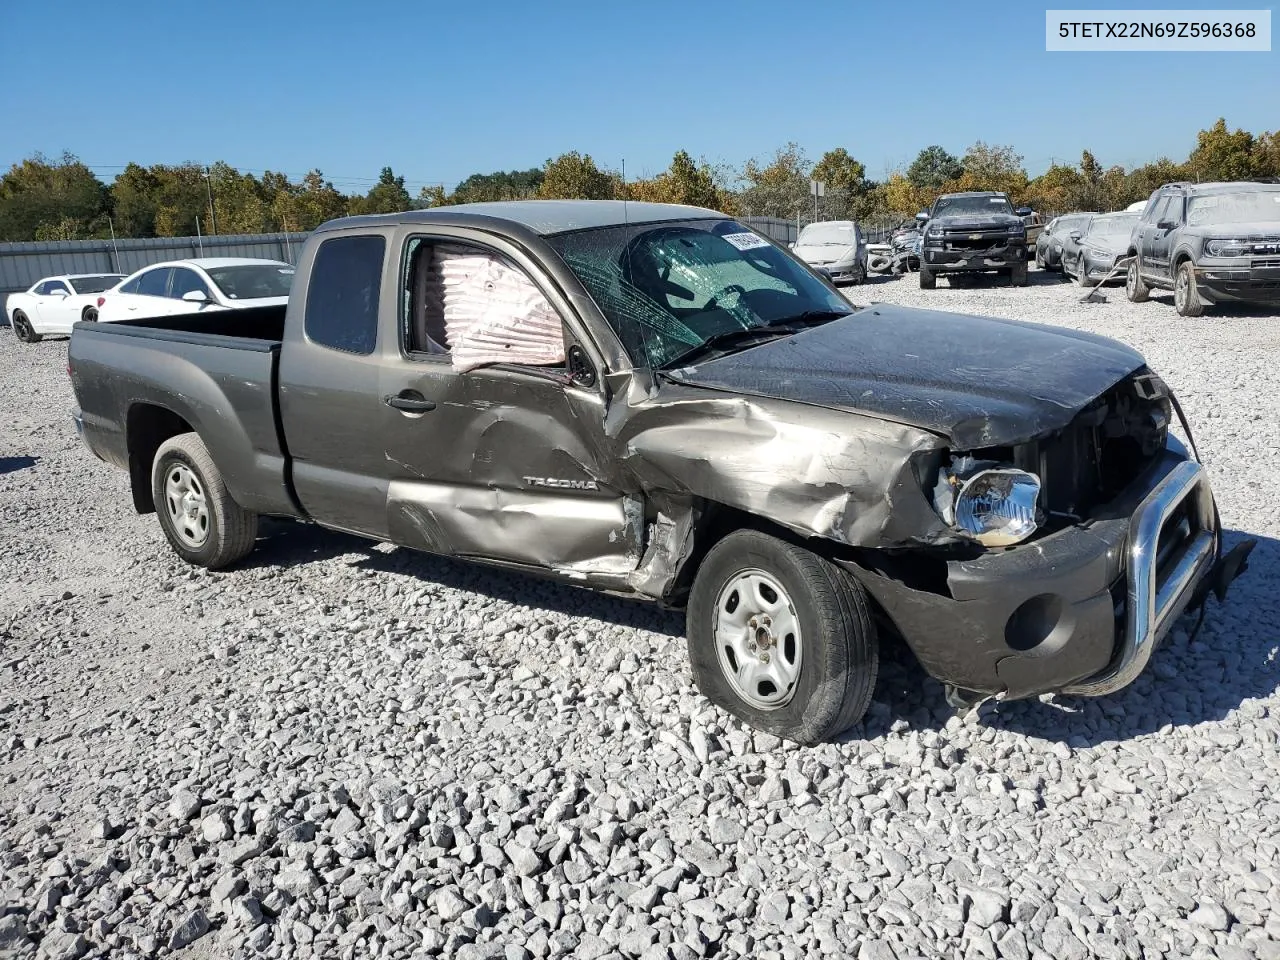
1005, 594, 1074, 654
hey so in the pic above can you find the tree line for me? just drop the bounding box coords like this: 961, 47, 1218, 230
2, 119, 1277, 243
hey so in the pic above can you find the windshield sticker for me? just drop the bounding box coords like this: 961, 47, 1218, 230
989, 198, 1006, 203
722, 232, 771, 251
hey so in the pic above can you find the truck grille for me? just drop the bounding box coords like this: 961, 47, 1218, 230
1011, 372, 1172, 523
942, 229, 1010, 250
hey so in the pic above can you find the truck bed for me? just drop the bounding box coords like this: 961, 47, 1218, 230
69, 304, 299, 519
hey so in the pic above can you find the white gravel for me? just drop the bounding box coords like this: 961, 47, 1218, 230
2, 268, 1279, 960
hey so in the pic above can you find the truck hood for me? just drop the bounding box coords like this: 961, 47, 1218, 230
1184, 220, 1280, 240
662, 304, 1146, 448
930, 213, 1022, 231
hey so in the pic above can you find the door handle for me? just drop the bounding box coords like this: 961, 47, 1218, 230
384, 392, 436, 413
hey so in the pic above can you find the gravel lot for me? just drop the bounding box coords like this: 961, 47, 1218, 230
2, 267, 1278, 960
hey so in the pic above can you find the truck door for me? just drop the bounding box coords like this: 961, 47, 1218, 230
278, 231, 398, 539
377, 231, 643, 578
1147, 194, 1178, 281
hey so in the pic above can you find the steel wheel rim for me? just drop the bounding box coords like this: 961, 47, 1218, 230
164, 462, 210, 548
713, 568, 802, 710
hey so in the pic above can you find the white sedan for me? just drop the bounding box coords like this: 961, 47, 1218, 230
96, 258, 295, 324
6, 274, 125, 342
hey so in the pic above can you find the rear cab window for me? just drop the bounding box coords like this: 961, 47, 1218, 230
304, 235, 385, 355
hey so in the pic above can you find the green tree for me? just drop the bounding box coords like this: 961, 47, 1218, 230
149, 164, 210, 237
272, 170, 349, 231
739, 143, 810, 218
1252, 131, 1280, 179
110, 163, 161, 237
451, 168, 544, 203
538, 152, 616, 200
1025, 163, 1085, 213
417, 184, 449, 208
958, 141, 1027, 195
1123, 158, 1187, 208
208, 162, 273, 234
1189, 118, 1257, 181
349, 167, 412, 215
907, 145, 963, 191
626, 151, 735, 212
0, 152, 110, 242
811, 147, 869, 219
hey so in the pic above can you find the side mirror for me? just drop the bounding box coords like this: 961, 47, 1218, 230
51, 289, 69, 298
915, 212, 929, 223
181, 289, 210, 303
1015, 207, 1033, 217
788, 242, 796, 249
1069, 231, 1083, 241
1157, 220, 1176, 231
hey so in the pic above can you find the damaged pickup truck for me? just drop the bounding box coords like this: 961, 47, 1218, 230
68, 201, 1251, 743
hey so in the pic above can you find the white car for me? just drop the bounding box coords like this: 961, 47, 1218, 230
96, 258, 295, 324
6, 274, 125, 342
790, 221, 867, 284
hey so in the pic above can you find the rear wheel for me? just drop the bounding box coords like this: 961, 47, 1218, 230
11, 311, 40, 343
919, 264, 936, 289
1125, 258, 1150, 302
1174, 260, 1205, 317
81, 306, 98, 323
152, 432, 258, 569
686, 529, 878, 744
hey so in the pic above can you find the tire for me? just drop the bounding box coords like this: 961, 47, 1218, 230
1173, 260, 1205, 317
686, 529, 878, 744
1125, 257, 1150, 302
919, 264, 936, 289
867, 255, 891, 273
152, 432, 258, 569
1011, 263, 1029, 287
1035, 246, 1045, 269
1076, 257, 1096, 288
81, 306, 98, 323
11, 311, 41, 343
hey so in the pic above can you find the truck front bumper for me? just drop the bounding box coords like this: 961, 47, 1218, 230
923, 241, 1026, 272
842, 448, 1222, 701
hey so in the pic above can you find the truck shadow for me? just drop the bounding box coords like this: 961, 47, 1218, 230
243, 518, 1276, 746
0, 455, 38, 475
871, 528, 1278, 746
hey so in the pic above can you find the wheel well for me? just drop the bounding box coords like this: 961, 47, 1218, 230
1173, 250, 1194, 267
126, 404, 192, 514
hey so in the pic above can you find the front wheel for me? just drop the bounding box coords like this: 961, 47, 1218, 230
152, 432, 258, 569
686, 530, 878, 744
1010, 263, 1029, 287
1174, 260, 1206, 317
1125, 258, 1150, 302
919, 264, 936, 289
1076, 258, 1097, 288
11, 311, 41, 343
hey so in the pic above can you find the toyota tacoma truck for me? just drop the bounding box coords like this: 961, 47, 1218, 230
917, 191, 1033, 289
68, 201, 1250, 743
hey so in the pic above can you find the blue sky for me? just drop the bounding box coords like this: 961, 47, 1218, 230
2, 0, 1276, 192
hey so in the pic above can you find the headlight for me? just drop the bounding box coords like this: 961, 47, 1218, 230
1205, 239, 1249, 257
933, 458, 1042, 547
1007, 223, 1026, 236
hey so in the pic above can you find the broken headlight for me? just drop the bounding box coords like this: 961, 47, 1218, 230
933, 458, 1042, 547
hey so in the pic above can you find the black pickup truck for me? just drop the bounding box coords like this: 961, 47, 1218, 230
917, 191, 1032, 288
68, 200, 1248, 743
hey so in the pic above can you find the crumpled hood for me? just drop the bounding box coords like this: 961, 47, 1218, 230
662, 304, 1146, 448
794, 243, 858, 265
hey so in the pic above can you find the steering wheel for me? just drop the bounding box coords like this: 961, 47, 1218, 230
705, 284, 747, 311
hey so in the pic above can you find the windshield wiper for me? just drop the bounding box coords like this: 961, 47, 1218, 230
661, 310, 852, 369
661, 326, 796, 369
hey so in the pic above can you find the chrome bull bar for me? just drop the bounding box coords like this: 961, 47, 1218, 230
1063, 460, 1218, 697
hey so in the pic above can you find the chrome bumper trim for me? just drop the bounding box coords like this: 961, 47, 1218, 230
1063, 460, 1217, 697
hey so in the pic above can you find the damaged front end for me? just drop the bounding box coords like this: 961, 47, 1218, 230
833, 371, 1249, 702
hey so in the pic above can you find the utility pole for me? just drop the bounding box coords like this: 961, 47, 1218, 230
205, 166, 217, 235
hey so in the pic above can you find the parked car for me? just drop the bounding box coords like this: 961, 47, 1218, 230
68, 200, 1249, 742
96, 258, 295, 324
1125, 181, 1280, 316
790, 221, 867, 284
1126, 200, 1149, 212
1062, 212, 1141, 287
6, 273, 124, 342
916, 191, 1032, 288
1035, 213, 1096, 271
1021, 210, 1045, 256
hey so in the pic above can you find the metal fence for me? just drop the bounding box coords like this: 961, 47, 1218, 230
1, 232, 307, 318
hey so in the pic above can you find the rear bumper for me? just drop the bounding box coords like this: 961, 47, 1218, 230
843, 446, 1220, 701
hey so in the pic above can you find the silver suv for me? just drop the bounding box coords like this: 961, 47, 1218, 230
1126, 181, 1280, 316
